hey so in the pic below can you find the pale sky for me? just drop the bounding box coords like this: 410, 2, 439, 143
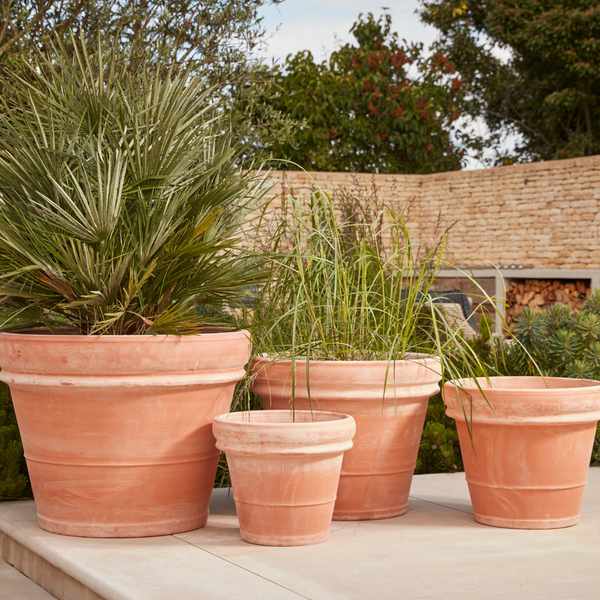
256, 0, 438, 66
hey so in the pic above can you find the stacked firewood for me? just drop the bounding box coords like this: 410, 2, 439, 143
505, 279, 591, 327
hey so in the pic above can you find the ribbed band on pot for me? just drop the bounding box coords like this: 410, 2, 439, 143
444, 377, 600, 424
214, 410, 356, 455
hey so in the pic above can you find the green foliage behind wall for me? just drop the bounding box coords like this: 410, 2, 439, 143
250, 13, 477, 174
420, 0, 600, 164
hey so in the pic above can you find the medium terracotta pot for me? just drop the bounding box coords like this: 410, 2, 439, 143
251, 358, 441, 520
444, 377, 600, 529
213, 410, 355, 546
0, 330, 250, 538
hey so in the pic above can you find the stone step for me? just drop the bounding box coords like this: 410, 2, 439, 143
0, 558, 57, 600
1, 471, 600, 600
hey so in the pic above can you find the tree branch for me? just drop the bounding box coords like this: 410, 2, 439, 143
0, 0, 16, 49
0, 0, 55, 55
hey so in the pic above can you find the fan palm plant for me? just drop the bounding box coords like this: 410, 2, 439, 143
0, 36, 266, 335
0, 36, 268, 538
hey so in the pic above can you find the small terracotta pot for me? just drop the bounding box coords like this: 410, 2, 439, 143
0, 330, 250, 538
251, 358, 441, 520
213, 410, 355, 546
444, 377, 600, 529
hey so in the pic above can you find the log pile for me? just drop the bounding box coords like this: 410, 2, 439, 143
505, 279, 591, 327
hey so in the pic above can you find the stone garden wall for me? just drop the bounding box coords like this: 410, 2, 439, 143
251, 155, 600, 270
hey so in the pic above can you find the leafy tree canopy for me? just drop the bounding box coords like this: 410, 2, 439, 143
0, 1, 294, 162
420, 0, 600, 164
1, 1, 274, 76
249, 12, 474, 174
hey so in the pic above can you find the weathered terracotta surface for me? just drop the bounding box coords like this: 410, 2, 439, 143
0, 330, 251, 538
251, 359, 441, 520
214, 410, 355, 546
444, 377, 600, 529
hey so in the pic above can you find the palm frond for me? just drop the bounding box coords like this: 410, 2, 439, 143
0, 34, 267, 335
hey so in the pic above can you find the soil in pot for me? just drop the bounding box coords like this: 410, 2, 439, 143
0, 330, 250, 538
213, 409, 356, 546
251, 358, 441, 520
444, 376, 600, 529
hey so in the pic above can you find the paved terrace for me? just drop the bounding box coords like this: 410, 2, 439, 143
1, 470, 599, 600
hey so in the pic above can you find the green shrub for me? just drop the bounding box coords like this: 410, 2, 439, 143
416, 392, 463, 474
501, 290, 600, 379
0, 384, 30, 500
416, 314, 496, 474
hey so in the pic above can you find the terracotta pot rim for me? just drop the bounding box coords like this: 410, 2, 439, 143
215, 409, 355, 427
251, 355, 442, 398
0, 329, 249, 341
0, 328, 251, 376
445, 376, 600, 394
214, 410, 356, 456
252, 356, 440, 367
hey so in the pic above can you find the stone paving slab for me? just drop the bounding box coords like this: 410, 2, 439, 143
0, 558, 57, 600
1, 470, 599, 600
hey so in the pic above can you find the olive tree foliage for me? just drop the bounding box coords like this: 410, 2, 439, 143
420, 0, 600, 164
0, 1, 295, 160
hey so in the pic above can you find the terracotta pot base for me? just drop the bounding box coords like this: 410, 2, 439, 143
473, 513, 579, 530
26, 454, 219, 537
235, 502, 334, 546
467, 473, 587, 530
333, 471, 412, 520
37, 515, 209, 538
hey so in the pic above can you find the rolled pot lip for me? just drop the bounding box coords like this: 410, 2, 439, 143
0, 328, 249, 341
214, 409, 355, 428
445, 376, 600, 394
251, 354, 440, 367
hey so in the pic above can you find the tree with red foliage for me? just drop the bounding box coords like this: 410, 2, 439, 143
256, 13, 475, 174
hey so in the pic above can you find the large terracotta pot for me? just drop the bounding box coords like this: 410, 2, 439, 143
251, 358, 441, 520
0, 330, 250, 538
213, 410, 355, 546
444, 377, 600, 529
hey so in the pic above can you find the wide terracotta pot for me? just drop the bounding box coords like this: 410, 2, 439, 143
251, 358, 442, 520
213, 409, 355, 546
444, 377, 600, 529
0, 330, 250, 538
